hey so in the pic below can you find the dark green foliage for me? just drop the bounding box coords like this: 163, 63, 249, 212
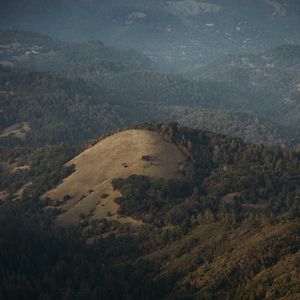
1, 30, 299, 148
100, 71, 248, 108
191, 44, 300, 141
113, 123, 300, 223
177, 108, 291, 147
113, 175, 191, 226
0, 203, 169, 300
0, 143, 75, 197
0, 123, 299, 300
0, 66, 126, 146
0, 65, 267, 149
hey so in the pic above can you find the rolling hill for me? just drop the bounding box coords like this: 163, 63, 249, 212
1, 65, 296, 150
1, 31, 298, 149
0, 122, 299, 299
1, 0, 300, 70
0, 123, 300, 299
189, 44, 300, 142
44, 129, 185, 226
0, 30, 153, 78
162, 107, 291, 147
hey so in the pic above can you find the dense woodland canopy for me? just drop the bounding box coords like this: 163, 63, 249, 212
190, 44, 300, 136
1, 30, 299, 148
0, 123, 299, 300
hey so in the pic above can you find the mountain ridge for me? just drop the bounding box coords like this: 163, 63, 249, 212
1, 0, 300, 70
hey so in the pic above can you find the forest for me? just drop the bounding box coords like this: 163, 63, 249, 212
0, 123, 299, 299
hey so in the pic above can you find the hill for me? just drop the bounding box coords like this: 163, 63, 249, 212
44, 129, 185, 226
189, 44, 300, 142
1, 1, 300, 71
165, 107, 291, 147
1, 30, 299, 148
40, 122, 300, 230
0, 30, 153, 78
0, 30, 250, 107
0, 123, 299, 299
2, 47, 297, 150
0, 66, 127, 146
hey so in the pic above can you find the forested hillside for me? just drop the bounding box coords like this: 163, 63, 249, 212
0, 66, 127, 146
0, 123, 299, 299
164, 107, 290, 147
1, 30, 298, 148
190, 44, 300, 140
1, 65, 295, 150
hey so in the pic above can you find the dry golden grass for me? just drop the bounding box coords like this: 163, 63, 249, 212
44, 130, 185, 226
222, 192, 241, 204
0, 122, 30, 139
11, 165, 30, 173
0, 191, 8, 202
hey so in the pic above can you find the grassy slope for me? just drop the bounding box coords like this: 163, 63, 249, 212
44, 130, 185, 225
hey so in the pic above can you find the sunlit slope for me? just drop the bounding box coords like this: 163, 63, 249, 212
146, 220, 300, 299
44, 129, 185, 226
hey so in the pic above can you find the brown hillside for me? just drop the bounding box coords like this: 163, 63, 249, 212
44, 129, 185, 226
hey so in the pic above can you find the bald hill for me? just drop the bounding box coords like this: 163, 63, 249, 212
44, 129, 185, 226
0, 123, 299, 299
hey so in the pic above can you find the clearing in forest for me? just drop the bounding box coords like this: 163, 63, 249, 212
44, 129, 185, 226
